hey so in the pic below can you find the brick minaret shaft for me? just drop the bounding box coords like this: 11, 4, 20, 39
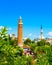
18, 16, 23, 48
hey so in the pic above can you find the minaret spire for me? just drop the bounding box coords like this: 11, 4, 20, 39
19, 16, 23, 24
20, 16, 22, 19
40, 25, 43, 40
41, 25, 42, 30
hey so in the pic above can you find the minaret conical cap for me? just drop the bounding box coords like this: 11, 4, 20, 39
20, 16, 22, 19
19, 16, 23, 24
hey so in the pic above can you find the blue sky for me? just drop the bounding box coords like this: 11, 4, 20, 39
0, 0, 52, 39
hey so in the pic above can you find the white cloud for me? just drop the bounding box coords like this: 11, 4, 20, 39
48, 32, 52, 36
8, 28, 12, 30
23, 37, 27, 40
0, 26, 12, 31
6, 27, 12, 31
10, 34, 12, 37
0, 26, 4, 29
29, 33, 32, 36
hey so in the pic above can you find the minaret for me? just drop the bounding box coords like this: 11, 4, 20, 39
40, 25, 44, 40
18, 16, 23, 48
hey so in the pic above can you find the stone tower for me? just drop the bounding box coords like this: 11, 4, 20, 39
18, 16, 23, 48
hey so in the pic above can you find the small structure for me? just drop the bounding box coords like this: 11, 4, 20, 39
46, 38, 52, 44
23, 44, 31, 56
11, 34, 16, 40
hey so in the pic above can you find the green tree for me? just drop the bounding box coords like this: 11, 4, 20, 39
0, 27, 23, 65
37, 39, 46, 46
24, 38, 32, 45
